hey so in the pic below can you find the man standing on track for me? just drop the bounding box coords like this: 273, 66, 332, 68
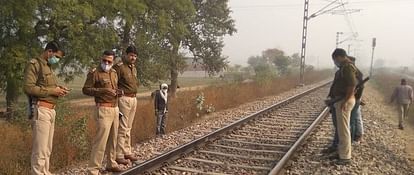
390, 78, 413, 130
83, 50, 123, 174
113, 46, 139, 165
330, 48, 357, 165
24, 41, 69, 175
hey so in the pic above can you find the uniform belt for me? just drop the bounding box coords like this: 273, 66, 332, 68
96, 102, 117, 108
37, 101, 56, 109
123, 93, 136, 97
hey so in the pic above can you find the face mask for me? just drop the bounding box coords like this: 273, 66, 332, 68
48, 55, 60, 65
334, 60, 341, 67
101, 63, 113, 72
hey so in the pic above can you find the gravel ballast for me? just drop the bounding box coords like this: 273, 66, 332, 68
284, 85, 414, 175
59, 82, 414, 174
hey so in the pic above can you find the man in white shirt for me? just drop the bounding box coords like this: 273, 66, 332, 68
390, 78, 413, 130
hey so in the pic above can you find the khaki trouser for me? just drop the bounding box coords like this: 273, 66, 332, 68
334, 98, 355, 160
398, 104, 410, 126
117, 96, 137, 159
31, 106, 56, 175
88, 106, 119, 175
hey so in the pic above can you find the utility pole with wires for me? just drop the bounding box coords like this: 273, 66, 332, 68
299, 0, 309, 86
299, 0, 361, 85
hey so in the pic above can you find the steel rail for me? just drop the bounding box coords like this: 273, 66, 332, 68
120, 81, 331, 175
268, 107, 330, 175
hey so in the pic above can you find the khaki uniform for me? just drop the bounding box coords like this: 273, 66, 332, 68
331, 61, 357, 160
113, 62, 139, 159
83, 66, 119, 175
23, 57, 58, 175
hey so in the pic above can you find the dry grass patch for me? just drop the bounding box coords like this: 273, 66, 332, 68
0, 70, 331, 174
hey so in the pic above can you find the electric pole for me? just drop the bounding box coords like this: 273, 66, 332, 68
298, 0, 360, 85
335, 32, 343, 48
299, 0, 309, 86
369, 38, 376, 77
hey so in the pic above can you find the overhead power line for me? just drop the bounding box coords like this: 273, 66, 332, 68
231, 0, 414, 10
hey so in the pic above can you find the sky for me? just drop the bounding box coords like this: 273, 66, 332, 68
222, 0, 414, 69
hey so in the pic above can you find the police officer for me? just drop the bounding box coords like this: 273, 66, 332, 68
330, 48, 357, 165
23, 41, 69, 175
113, 46, 139, 165
83, 50, 123, 174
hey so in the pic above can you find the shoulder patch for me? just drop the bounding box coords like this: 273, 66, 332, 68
29, 59, 37, 64
89, 68, 96, 73
116, 62, 123, 66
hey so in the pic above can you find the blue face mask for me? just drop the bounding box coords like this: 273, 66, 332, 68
48, 55, 60, 65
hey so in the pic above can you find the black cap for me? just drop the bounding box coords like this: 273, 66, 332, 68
103, 50, 115, 56
126, 46, 137, 54
332, 48, 347, 59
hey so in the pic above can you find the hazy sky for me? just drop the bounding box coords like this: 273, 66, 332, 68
222, 0, 414, 69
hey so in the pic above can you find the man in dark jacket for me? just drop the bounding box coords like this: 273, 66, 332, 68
154, 83, 168, 135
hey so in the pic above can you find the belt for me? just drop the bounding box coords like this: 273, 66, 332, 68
96, 102, 117, 108
37, 101, 56, 109
123, 93, 136, 97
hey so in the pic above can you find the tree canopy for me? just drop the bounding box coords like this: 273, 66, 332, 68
0, 0, 236, 118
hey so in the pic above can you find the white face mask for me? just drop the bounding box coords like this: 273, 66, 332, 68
101, 62, 113, 72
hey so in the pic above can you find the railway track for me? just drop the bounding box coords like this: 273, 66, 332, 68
120, 82, 331, 175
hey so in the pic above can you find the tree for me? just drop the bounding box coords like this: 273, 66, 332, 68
247, 56, 277, 81
0, 0, 236, 118
262, 48, 290, 75
0, 0, 41, 119
290, 53, 301, 68
0, 0, 121, 119
158, 0, 236, 96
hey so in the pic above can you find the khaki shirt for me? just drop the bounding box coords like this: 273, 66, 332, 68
331, 61, 357, 98
23, 57, 58, 104
82, 66, 118, 104
113, 62, 139, 94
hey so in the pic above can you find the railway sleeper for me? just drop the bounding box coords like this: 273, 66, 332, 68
234, 130, 299, 139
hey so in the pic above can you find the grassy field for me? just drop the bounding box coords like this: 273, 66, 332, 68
0, 76, 222, 109
0, 70, 331, 174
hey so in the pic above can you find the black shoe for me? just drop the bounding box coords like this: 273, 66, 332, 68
115, 158, 129, 165
354, 135, 362, 142
106, 166, 124, 172
335, 159, 351, 165
399, 124, 404, 130
328, 154, 340, 160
